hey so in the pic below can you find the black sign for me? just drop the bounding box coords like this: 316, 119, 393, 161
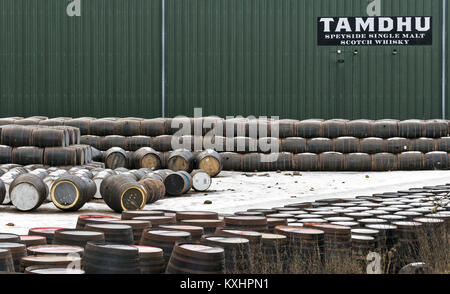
317, 17, 432, 46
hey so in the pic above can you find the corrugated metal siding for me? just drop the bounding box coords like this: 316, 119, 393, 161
165, 0, 443, 119
0, 0, 445, 119
0, 0, 161, 118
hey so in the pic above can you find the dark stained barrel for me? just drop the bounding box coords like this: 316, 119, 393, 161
150, 135, 172, 152
88, 119, 116, 136
0, 233, 20, 243
104, 147, 129, 170
190, 170, 212, 192
133, 215, 176, 227
101, 135, 128, 151
53, 229, 105, 247
159, 225, 204, 241
76, 214, 120, 229
424, 151, 449, 169
371, 153, 398, 171
196, 149, 222, 177
0, 126, 33, 147
0, 249, 15, 272
133, 147, 162, 170
347, 120, 373, 138
398, 152, 424, 170
113, 119, 141, 136
307, 138, 333, 154
322, 119, 348, 138
139, 178, 166, 204
0, 243, 27, 271
9, 173, 48, 211
80, 135, 103, 150
127, 136, 153, 151
0, 145, 12, 163
85, 224, 134, 245
319, 152, 345, 171
167, 149, 195, 172
233, 137, 258, 153
12, 147, 44, 165
164, 171, 192, 196
410, 138, 435, 153
64, 118, 92, 135
295, 120, 324, 138
345, 153, 372, 171
386, 137, 409, 154
281, 137, 307, 154
333, 137, 360, 153
220, 152, 243, 171
100, 175, 147, 213
424, 120, 448, 138
31, 129, 67, 147
139, 230, 192, 264
140, 118, 168, 137
224, 216, 268, 232
399, 120, 425, 138
132, 245, 165, 274
257, 137, 280, 154
166, 243, 225, 274
359, 137, 386, 154
50, 175, 92, 211
109, 220, 152, 244
28, 228, 65, 244
274, 226, 324, 263
83, 242, 140, 274
43, 147, 78, 166
242, 153, 261, 172
372, 120, 399, 138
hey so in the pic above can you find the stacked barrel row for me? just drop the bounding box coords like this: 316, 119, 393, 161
2, 182, 448, 274
220, 151, 449, 171
81, 134, 450, 153
2, 117, 448, 138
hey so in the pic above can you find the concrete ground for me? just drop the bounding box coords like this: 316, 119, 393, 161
1, 170, 450, 235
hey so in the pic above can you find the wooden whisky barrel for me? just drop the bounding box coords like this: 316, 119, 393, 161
166, 243, 225, 274
83, 242, 140, 274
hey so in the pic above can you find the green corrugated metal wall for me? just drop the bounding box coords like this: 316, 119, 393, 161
0, 0, 161, 118
0, 0, 447, 119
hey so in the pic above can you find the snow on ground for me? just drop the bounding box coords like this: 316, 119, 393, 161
1, 170, 450, 235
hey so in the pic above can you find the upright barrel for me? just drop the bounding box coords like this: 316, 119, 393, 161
83, 242, 140, 274
166, 243, 225, 274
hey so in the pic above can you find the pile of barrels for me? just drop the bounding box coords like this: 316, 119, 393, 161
0, 163, 213, 213
2, 116, 450, 171
0, 182, 448, 274
100, 147, 222, 179
0, 124, 93, 167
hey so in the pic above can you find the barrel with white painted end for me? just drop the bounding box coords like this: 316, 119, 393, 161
9, 174, 48, 211
190, 170, 212, 192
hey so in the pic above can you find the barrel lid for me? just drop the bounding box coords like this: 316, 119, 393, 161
351, 235, 375, 241
266, 214, 294, 219
27, 245, 84, 255
224, 216, 268, 226
377, 215, 408, 221
79, 214, 119, 220
85, 242, 139, 256
22, 254, 81, 263
110, 220, 152, 228
331, 222, 359, 227
365, 224, 398, 230
358, 218, 388, 224
85, 224, 133, 231
298, 218, 327, 223
25, 266, 85, 274
176, 211, 219, 220
0, 233, 20, 242
0, 242, 26, 249
132, 245, 163, 257
391, 221, 422, 227
159, 225, 204, 235
326, 217, 355, 222
412, 217, 445, 224
56, 230, 105, 238
144, 230, 191, 241
351, 228, 379, 235
29, 227, 65, 234
266, 218, 288, 226
132, 216, 176, 224
203, 235, 248, 246
178, 243, 224, 254
179, 219, 224, 227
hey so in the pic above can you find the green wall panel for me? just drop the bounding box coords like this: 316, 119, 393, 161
0, 0, 161, 118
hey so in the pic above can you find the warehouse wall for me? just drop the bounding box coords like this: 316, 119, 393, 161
0, 0, 446, 119
0, 0, 162, 118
